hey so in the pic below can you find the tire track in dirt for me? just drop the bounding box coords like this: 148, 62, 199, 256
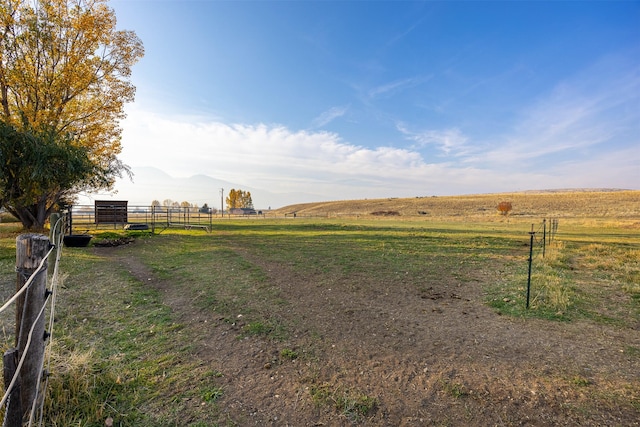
231, 246, 640, 425
95, 242, 640, 426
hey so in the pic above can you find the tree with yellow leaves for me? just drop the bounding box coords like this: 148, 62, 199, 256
0, 0, 143, 229
226, 188, 254, 210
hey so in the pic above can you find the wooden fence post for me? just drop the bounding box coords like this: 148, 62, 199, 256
3, 348, 22, 426
15, 233, 50, 422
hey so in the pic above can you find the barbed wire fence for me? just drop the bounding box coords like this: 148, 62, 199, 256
1, 214, 66, 426
525, 218, 559, 309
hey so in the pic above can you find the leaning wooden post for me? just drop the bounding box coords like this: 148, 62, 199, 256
15, 234, 50, 422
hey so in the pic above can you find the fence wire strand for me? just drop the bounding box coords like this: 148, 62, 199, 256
1, 214, 65, 425
0, 246, 54, 316
0, 288, 49, 410
32, 216, 65, 426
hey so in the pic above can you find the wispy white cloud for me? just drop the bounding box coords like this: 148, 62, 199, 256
106, 48, 639, 206
383, 15, 427, 49
397, 124, 470, 156
311, 105, 350, 128
109, 103, 636, 208
545, 146, 639, 189
367, 75, 431, 100
473, 50, 640, 167
119, 108, 421, 187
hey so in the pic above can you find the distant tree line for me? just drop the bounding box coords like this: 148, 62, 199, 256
150, 199, 217, 214
147, 189, 254, 214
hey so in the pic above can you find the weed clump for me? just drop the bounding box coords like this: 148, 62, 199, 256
371, 210, 400, 216
310, 382, 378, 421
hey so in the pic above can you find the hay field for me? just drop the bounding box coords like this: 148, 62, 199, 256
275, 189, 639, 219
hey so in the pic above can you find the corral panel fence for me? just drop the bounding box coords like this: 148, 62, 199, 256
67, 204, 214, 233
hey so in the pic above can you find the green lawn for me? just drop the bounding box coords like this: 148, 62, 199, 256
0, 217, 638, 425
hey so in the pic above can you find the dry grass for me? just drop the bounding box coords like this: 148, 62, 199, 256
0, 189, 638, 425
274, 189, 640, 220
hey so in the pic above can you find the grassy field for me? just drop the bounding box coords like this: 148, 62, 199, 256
0, 190, 638, 425
276, 189, 640, 219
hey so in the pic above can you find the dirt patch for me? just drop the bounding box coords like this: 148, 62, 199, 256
96, 243, 640, 426
92, 236, 135, 247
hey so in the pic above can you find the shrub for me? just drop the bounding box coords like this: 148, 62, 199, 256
371, 211, 400, 216
496, 201, 512, 216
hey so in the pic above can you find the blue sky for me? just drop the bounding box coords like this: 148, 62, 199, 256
92, 0, 639, 208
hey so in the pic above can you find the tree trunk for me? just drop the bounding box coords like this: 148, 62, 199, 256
11, 202, 50, 230
36, 197, 49, 230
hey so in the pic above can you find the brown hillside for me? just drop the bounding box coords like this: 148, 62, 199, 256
274, 189, 640, 219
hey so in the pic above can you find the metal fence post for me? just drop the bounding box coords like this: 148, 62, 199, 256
526, 226, 535, 309
542, 219, 547, 258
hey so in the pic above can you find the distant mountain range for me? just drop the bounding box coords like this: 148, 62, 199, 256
77, 167, 633, 210
78, 167, 325, 210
